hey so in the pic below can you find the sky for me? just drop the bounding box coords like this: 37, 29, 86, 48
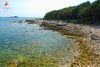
0, 0, 96, 17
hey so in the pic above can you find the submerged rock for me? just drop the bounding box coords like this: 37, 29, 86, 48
7, 59, 19, 67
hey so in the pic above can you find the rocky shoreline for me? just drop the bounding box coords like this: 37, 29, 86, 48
30, 20, 99, 53
34, 19, 100, 66
16, 19, 100, 67
38, 20, 100, 67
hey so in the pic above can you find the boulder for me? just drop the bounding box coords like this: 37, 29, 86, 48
91, 34, 100, 40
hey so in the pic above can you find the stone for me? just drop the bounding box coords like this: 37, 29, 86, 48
7, 59, 19, 67
91, 34, 100, 40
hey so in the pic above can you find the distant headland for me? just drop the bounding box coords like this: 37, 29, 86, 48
9, 16, 18, 18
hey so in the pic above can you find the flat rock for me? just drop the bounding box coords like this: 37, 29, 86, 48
91, 34, 100, 40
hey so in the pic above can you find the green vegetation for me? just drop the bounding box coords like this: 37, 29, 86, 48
44, 0, 100, 24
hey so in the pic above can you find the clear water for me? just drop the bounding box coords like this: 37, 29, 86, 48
0, 17, 74, 66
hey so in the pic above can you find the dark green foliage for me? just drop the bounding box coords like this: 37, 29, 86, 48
44, 0, 100, 23
85, 0, 100, 20
44, 10, 58, 20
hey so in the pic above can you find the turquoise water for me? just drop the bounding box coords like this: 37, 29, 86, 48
0, 17, 74, 66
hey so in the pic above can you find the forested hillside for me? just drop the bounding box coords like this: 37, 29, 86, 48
44, 0, 100, 23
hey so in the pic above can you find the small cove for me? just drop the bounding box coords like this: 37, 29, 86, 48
0, 18, 78, 67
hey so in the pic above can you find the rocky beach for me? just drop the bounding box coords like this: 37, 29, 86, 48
0, 0, 99, 67
24, 19, 100, 67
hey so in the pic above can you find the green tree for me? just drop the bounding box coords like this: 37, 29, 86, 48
44, 0, 100, 23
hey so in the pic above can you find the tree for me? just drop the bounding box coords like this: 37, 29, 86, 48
44, 0, 100, 23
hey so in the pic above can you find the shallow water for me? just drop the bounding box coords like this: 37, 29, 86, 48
0, 18, 75, 66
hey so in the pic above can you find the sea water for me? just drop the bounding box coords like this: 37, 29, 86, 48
0, 17, 75, 66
